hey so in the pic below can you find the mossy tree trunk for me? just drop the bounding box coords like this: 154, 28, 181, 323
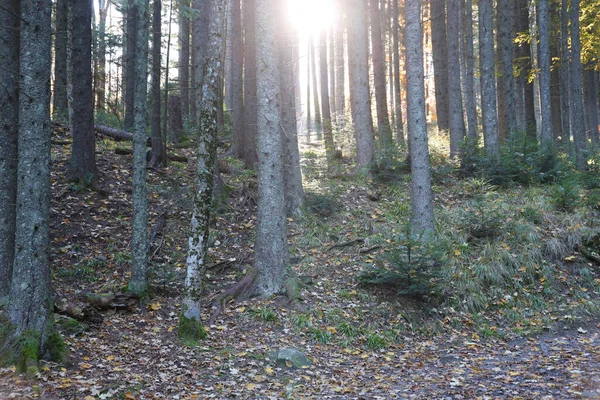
4, 0, 65, 374
179, 0, 224, 343
0, 0, 20, 303
128, 0, 150, 296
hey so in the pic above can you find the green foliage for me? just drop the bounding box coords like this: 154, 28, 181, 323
250, 306, 278, 323
337, 321, 360, 338
304, 191, 342, 218
365, 333, 388, 350
177, 314, 207, 346
550, 180, 581, 212
46, 329, 67, 363
292, 313, 313, 330
310, 327, 332, 344
458, 200, 506, 241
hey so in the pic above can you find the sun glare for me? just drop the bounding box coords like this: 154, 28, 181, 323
287, 0, 337, 36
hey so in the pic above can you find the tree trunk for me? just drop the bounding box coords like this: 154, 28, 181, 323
179, 0, 190, 123
430, 0, 450, 133
292, 35, 303, 133
496, 0, 516, 140
369, 0, 393, 150
446, 0, 465, 158
328, 27, 337, 125
96, 0, 109, 110
180, 0, 224, 339
306, 42, 312, 134
551, 41, 563, 141
242, 0, 258, 166
168, 95, 185, 142
279, 18, 304, 215
124, 0, 138, 131
559, 0, 571, 145
7, 0, 63, 372
310, 37, 322, 133
462, 0, 477, 142
129, 0, 150, 295
150, 0, 166, 167
53, 0, 68, 119
392, 0, 405, 146
231, 0, 244, 158
405, 0, 435, 236
537, 0, 553, 147
570, 0, 586, 170
68, 0, 97, 183
224, 0, 233, 110
0, 0, 19, 302
320, 29, 336, 168
479, 0, 499, 161
335, 3, 346, 124
347, 0, 375, 173
253, 0, 289, 297
191, 0, 210, 116
584, 67, 599, 145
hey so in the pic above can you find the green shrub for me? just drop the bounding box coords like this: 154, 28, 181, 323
550, 180, 581, 212
304, 191, 341, 217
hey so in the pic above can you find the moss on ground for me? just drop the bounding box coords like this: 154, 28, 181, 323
178, 314, 207, 346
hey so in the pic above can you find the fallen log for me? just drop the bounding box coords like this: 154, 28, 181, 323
54, 297, 104, 324
115, 147, 188, 162
80, 293, 139, 311
95, 124, 151, 145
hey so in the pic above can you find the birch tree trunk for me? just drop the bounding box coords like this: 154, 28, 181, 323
478, 0, 499, 161
570, 0, 587, 170
0, 0, 19, 302
347, 0, 375, 173
537, 0, 553, 147
446, 0, 465, 158
6, 0, 65, 373
179, 0, 224, 341
405, 0, 435, 236
129, 0, 150, 295
369, 0, 393, 150
253, 0, 289, 296
68, 0, 97, 182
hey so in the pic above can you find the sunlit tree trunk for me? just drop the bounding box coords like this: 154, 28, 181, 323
559, 0, 570, 145
242, 0, 258, 166
150, 0, 166, 167
96, 0, 110, 110
537, 0, 553, 147
570, 0, 586, 170
68, 0, 97, 183
430, 0, 449, 133
369, 0, 393, 150
446, 0, 465, 157
334, 2, 346, 124
279, 19, 305, 215
479, 0, 499, 160
310, 37, 322, 133
180, 0, 224, 339
551, 41, 563, 141
347, 0, 375, 173
129, 0, 150, 295
515, 0, 536, 135
462, 0, 477, 142
53, 0, 68, 119
328, 27, 337, 125
253, 0, 289, 296
7, 0, 64, 373
0, 0, 19, 302
320, 29, 336, 167
405, 0, 435, 236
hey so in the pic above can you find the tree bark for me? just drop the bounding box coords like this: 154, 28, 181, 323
182, 0, 224, 324
150, 0, 166, 167
405, 0, 435, 236
537, 0, 553, 147
0, 0, 19, 302
496, 0, 516, 140
8, 0, 62, 370
242, 0, 258, 166
96, 0, 110, 110
369, 0, 393, 150
584, 67, 599, 145
309, 37, 322, 133
279, 18, 305, 215
179, 0, 190, 122
392, 0, 405, 146
446, 0, 465, 157
570, 0, 586, 170
559, 0, 571, 145
478, 0, 499, 161
320, 29, 336, 168
124, 0, 138, 131
334, 5, 346, 124
347, 0, 375, 173
231, 0, 244, 158
68, 0, 97, 182
462, 0, 477, 142
252, 0, 289, 297
53, 0, 68, 119
168, 95, 185, 142
129, 0, 150, 295
328, 27, 337, 125
430, 0, 450, 133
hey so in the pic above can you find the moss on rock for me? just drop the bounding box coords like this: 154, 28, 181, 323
178, 314, 207, 346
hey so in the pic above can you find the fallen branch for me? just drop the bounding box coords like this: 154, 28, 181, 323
327, 238, 365, 251
208, 269, 257, 325
147, 211, 168, 257
115, 147, 188, 162
95, 125, 151, 145
54, 297, 104, 324
359, 245, 383, 254
80, 293, 139, 311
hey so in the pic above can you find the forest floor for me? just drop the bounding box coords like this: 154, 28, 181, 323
2, 126, 600, 399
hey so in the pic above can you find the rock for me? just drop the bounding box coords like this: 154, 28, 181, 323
269, 348, 312, 368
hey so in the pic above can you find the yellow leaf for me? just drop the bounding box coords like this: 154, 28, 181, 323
254, 374, 266, 382
245, 383, 256, 390
265, 367, 274, 375
168, 325, 175, 332
125, 392, 136, 399
80, 363, 92, 369
326, 326, 337, 334
150, 302, 161, 311
454, 249, 461, 256
236, 307, 246, 313
84, 396, 96, 400
107, 355, 115, 361
565, 255, 576, 262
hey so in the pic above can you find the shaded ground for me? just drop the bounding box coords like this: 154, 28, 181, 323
1, 127, 600, 399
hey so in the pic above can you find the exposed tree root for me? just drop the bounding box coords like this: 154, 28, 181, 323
208, 269, 257, 325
